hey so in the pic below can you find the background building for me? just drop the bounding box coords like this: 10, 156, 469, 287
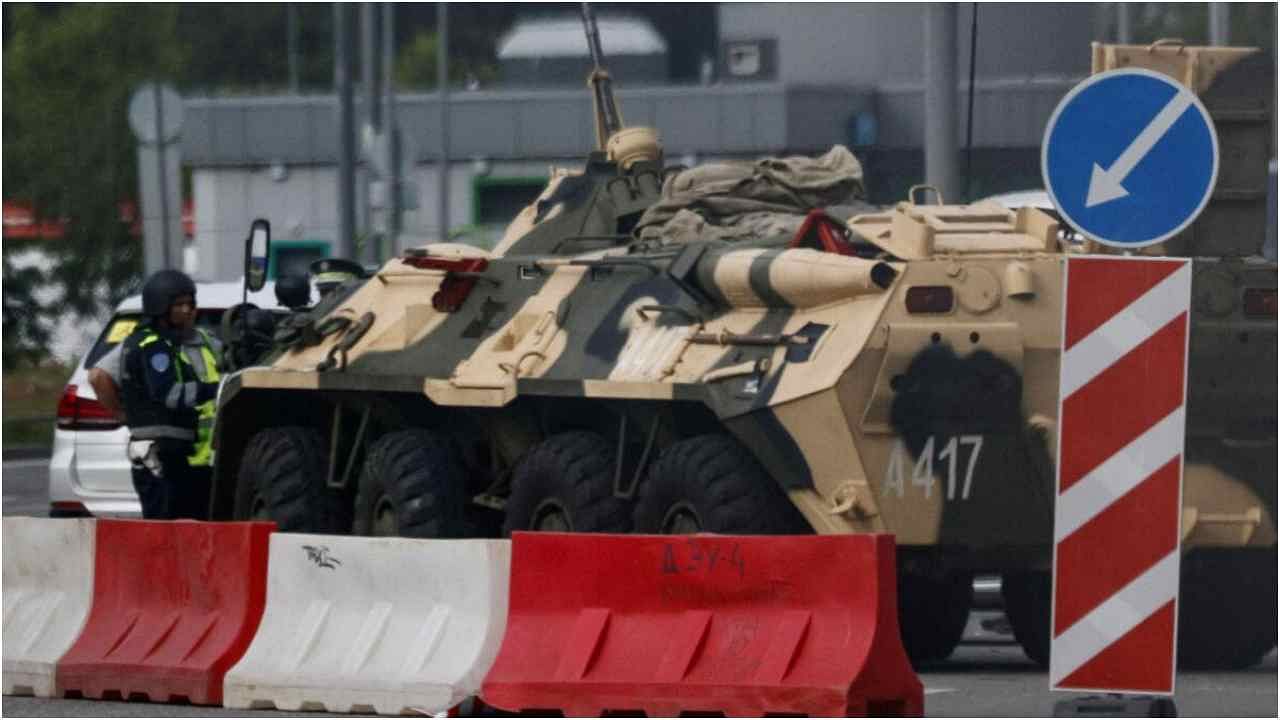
181, 3, 1102, 282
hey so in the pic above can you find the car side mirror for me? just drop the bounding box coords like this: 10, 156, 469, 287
245, 219, 271, 293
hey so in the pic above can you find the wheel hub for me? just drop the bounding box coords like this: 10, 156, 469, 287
661, 503, 703, 535
372, 497, 399, 537
250, 496, 270, 522
532, 499, 572, 532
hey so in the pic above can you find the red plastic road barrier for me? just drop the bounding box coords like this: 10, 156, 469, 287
482, 532, 922, 717
55, 519, 273, 705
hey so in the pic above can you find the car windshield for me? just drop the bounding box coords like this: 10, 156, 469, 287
83, 309, 224, 369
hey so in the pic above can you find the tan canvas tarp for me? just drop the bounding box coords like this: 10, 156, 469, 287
635, 145, 870, 247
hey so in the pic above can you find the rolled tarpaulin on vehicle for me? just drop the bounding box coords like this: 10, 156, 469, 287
2, 517, 96, 697
223, 534, 510, 715
55, 519, 273, 705
481, 532, 923, 717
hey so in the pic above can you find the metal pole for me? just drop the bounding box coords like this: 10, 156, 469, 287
964, 2, 978, 202
360, 2, 381, 263
335, 2, 356, 260
287, 3, 299, 93
437, 1, 450, 241
362, 3, 381, 130
1266, 158, 1277, 261
923, 3, 959, 203
1209, 3, 1230, 46
383, 1, 400, 257
152, 84, 172, 269
1116, 2, 1132, 44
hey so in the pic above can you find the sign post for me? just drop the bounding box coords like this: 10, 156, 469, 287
1042, 68, 1213, 717
128, 83, 185, 275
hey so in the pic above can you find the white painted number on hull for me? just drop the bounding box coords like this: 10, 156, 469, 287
884, 435, 984, 500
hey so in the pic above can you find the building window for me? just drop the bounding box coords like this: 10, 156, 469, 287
271, 240, 330, 280
473, 176, 548, 226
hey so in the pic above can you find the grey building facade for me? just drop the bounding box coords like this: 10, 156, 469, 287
182, 3, 1102, 283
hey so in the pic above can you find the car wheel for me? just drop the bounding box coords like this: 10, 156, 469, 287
633, 434, 810, 535
502, 431, 632, 535
353, 429, 467, 538
234, 426, 351, 533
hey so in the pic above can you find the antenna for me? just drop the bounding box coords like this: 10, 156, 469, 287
580, 3, 623, 150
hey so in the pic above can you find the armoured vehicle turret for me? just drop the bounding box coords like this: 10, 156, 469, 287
210, 22, 1274, 670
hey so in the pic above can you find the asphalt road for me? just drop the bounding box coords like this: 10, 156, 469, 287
3, 458, 53, 518
4, 458, 1277, 717
4, 646, 1275, 718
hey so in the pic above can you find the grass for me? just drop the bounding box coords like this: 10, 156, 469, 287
3, 362, 74, 448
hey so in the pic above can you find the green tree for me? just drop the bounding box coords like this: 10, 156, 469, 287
4, 4, 185, 328
395, 30, 499, 90
2, 245, 53, 368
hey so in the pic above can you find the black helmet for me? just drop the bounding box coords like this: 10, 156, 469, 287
141, 269, 197, 318
275, 274, 311, 310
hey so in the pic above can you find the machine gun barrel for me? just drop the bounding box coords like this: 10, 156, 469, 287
580, 2, 623, 150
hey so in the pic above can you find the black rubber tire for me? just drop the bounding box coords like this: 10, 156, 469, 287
1177, 547, 1277, 669
633, 434, 811, 535
1003, 549, 1280, 671
502, 431, 632, 535
1002, 569, 1051, 668
898, 570, 975, 667
353, 429, 467, 538
233, 426, 352, 533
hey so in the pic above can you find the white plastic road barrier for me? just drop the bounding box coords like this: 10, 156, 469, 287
3, 517, 96, 697
223, 534, 510, 715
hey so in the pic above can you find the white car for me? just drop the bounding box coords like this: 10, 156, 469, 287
48, 281, 299, 517
980, 189, 1085, 244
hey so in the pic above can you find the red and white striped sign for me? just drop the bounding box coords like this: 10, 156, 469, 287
1050, 256, 1192, 694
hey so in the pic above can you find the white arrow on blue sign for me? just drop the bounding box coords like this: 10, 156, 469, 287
1042, 68, 1219, 248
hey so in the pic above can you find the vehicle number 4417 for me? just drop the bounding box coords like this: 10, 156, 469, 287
883, 435, 984, 501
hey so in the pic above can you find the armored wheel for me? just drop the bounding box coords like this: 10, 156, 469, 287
354, 429, 467, 538
633, 434, 810, 535
1177, 547, 1277, 669
503, 431, 633, 535
234, 426, 352, 533
1001, 570, 1051, 667
898, 570, 974, 667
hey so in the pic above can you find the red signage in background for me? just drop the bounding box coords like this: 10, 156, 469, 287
2, 200, 193, 240
1051, 256, 1192, 695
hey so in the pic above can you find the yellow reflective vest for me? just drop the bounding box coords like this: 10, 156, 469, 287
136, 328, 220, 466
187, 329, 221, 467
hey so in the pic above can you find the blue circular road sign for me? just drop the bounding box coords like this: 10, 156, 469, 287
1042, 68, 1219, 248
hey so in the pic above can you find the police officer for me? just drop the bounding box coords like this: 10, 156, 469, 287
119, 270, 222, 519
310, 258, 364, 300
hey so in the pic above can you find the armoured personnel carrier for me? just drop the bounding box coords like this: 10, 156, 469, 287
210, 22, 1274, 669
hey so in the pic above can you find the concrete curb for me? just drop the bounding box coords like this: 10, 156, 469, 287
3, 447, 52, 462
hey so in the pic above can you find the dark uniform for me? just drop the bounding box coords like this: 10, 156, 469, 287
120, 271, 221, 519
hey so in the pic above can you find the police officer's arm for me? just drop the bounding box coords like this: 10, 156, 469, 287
139, 342, 219, 411
87, 368, 124, 421
88, 344, 125, 421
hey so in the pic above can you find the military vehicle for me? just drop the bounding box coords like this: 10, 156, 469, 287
209, 19, 1274, 669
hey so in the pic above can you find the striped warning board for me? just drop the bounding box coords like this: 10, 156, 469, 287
1050, 256, 1191, 694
